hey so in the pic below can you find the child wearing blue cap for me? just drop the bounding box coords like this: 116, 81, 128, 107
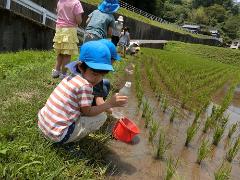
92, 39, 121, 113
66, 39, 121, 113
38, 41, 127, 144
83, 0, 120, 43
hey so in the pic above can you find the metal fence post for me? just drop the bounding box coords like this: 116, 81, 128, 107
42, 8, 46, 25
6, 0, 11, 9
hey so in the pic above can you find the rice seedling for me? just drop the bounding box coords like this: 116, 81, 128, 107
185, 123, 199, 147
226, 137, 240, 162
214, 162, 232, 180
169, 107, 177, 123
162, 97, 168, 113
196, 139, 211, 164
203, 117, 213, 133
202, 100, 210, 112
211, 105, 217, 118
227, 123, 238, 138
142, 100, 150, 118
193, 109, 202, 124
156, 131, 171, 160
164, 157, 179, 180
145, 108, 153, 128
212, 124, 225, 146
149, 120, 159, 144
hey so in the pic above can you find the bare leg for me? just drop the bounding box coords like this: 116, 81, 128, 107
55, 54, 63, 71
123, 46, 126, 58
61, 55, 71, 74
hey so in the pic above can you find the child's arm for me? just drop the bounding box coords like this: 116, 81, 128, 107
80, 94, 127, 116
95, 97, 113, 113
76, 14, 82, 25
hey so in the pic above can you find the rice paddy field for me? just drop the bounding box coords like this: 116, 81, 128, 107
1, 41, 240, 179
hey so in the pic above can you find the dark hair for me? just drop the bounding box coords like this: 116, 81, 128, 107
123, 27, 129, 35
77, 62, 109, 74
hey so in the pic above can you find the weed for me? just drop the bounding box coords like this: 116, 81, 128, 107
185, 123, 199, 147
226, 137, 240, 162
164, 157, 179, 180
214, 162, 232, 180
196, 139, 211, 164
227, 123, 238, 138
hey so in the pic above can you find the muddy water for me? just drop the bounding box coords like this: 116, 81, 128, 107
106, 71, 240, 179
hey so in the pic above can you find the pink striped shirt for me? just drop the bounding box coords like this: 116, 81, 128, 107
38, 75, 93, 142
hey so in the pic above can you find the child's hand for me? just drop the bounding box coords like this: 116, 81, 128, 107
107, 93, 128, 108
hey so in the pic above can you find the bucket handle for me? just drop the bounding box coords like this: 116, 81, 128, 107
119, 118, 138, 133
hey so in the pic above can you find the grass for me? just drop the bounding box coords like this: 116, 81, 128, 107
0, 50, 128, 179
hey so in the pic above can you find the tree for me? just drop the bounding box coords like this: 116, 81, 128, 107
189, 7, 209, 25
205, 4, 226, 25
223, 15, 240, 39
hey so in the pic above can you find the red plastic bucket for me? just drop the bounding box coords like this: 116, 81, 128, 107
112, 117, 140, 143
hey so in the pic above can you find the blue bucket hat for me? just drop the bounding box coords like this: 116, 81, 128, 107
98, 0, 120, 14
79, 41, 114, 71
98, 39, 121, 61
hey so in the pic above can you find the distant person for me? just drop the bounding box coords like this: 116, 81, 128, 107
126, 41, 140, 55
118, 27, 130, 57
83, 0, 120, 43
111, 15, 124, 46
38, 41, 128, 144
52, 0, 84, 79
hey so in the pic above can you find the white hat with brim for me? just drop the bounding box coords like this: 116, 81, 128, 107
117, 16, 124, 22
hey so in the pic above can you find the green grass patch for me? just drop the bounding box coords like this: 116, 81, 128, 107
0, 50, 128, 179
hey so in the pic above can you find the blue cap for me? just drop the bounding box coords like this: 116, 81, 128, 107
79, 41, 114, 71
98, 39, 121, 61
98, 0, 120, 14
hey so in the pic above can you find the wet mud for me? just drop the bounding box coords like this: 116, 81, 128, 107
105, 67, 240, 179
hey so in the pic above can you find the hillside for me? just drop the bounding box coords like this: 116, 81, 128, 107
123, 0, 240, 42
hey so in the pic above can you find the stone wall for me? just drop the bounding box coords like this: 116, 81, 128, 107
0, 8, 55, 51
